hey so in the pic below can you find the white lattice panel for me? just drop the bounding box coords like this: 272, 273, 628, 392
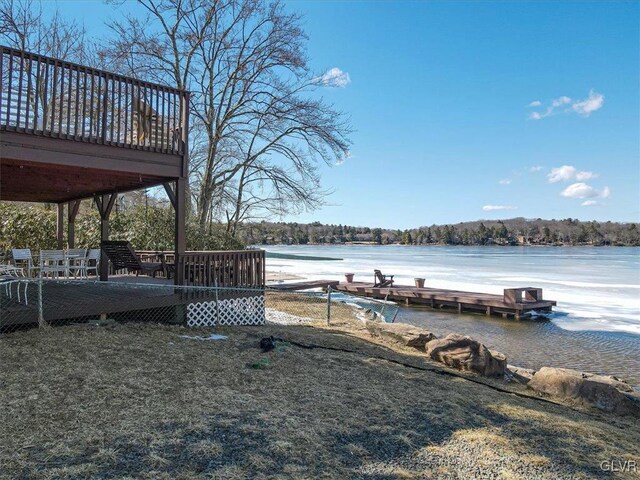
187, 301, 216, 327
187, 295, 265, 327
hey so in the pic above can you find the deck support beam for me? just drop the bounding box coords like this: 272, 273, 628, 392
164, 180, 186, 286
67, 199, 81, 248
94, 193, 116, 281
56, 203, 64, 249
173, 178, 186, 285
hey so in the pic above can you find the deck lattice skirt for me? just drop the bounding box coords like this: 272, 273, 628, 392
187, 295, 266, 326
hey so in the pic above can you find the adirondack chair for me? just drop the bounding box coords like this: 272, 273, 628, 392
101, 241, 166, 277
373, 269, 394, 287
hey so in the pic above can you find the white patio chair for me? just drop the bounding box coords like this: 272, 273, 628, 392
0, 264, 25, 277
81, 248, 101, 278
11, 248, 39, 277
39, 250, 67, 279
66, 248, 87, 278
1, 264, 28, 304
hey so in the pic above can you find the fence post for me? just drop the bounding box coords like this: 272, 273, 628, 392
214, 279, 220, 326
326, 285, 332, 325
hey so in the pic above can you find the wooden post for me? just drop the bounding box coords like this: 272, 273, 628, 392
67, 200, 81, 248
326, 286, 332, 325
56, 203, 64, 249
173, 178, 186, 285
94, 193, 116, 281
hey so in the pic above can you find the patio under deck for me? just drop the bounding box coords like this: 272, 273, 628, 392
1, 278, 266, 331
0, 45, 188, 282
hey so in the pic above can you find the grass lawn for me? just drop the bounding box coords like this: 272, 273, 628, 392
1, 322, 638, 479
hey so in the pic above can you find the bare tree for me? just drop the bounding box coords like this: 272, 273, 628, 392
0, 0, 88, 60
1, 0, 92, 132
106, 0, 352, 232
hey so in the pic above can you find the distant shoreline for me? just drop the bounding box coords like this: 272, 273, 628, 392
260, 242, 639, 248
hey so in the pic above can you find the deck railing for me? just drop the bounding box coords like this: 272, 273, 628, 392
178, 250, 265, 288
0, 45, 188, 155
134, 249, 266, 288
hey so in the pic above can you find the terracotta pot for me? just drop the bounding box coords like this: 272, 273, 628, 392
345, 273, 355, 283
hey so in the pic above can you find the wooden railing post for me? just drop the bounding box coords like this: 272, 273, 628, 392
101, 74, 109, 144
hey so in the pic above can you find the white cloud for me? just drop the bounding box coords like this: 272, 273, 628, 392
548, 165, 597, 183
561, 183, 598, 199
572, 90, 605, 117
560, 183, 610, 200
315, 67, 351, 88
575, 170, 596, 181
552, 96, 572, 107
498, 179, 512, 185
528, 90, 604, 120
529, 165, 543, 172
548, 165, 577, 183
482, 205, 517, 211
581, 200, 599, 207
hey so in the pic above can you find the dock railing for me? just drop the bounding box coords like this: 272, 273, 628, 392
1, 45, 188, 154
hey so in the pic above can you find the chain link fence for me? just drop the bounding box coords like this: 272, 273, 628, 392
0, 279, 399, 333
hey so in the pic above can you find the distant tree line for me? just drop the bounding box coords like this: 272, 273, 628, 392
235, 218, 640, 247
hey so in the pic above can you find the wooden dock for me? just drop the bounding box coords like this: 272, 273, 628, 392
335, 282, 556, 319
268, 280, 339, 291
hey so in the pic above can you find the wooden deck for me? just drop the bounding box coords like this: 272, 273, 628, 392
335, 282, 556, 319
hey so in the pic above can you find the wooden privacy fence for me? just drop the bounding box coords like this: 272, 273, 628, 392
0, 45, 188, 154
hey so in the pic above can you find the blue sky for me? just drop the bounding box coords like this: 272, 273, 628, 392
51, 1, 639, 228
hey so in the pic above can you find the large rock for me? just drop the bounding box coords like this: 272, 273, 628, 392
528, 367, 639, 416
507, 365, 536, 384
425, 334, 507, 378
365, 321, 436, 349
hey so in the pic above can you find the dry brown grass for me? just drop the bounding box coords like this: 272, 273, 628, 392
265, 290, 362, 325
1, 321, 639, 479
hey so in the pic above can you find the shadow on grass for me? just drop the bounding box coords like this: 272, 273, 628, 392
3, 324, 637, 480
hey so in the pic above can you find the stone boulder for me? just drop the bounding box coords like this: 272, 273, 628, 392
365, 321, 436, 349
580, 373, 634, 393
527, 367, 640, 416
507, 365, 536, 384
425, 334, 507, 378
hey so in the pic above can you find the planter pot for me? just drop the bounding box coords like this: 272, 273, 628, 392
414, 278, 425, 288
345, 273, 355, 283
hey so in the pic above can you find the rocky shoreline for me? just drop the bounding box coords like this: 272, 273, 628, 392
364, 320, 640, 417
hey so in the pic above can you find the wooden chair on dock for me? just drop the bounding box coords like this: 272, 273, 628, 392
373, 269, 394, 287
101, 241, 167, 278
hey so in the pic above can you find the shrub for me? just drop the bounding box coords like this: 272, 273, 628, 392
0, 202, 244, 257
